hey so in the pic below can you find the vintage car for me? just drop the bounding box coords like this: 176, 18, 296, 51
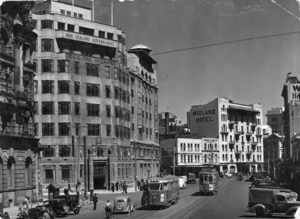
178, 177, 187, 189
248, 187, 300, 217
179, 176, 187, 183
26, 205, 54, 219
187, 173, 196, 184
55, 194, 81, 214
43, 199, 69, 217
113, 196, 135, 214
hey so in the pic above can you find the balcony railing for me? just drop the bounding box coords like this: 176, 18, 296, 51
229, 140, 235, 145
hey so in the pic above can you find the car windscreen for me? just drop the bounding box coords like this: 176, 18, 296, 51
148, 183, 162, 191
117, 200, 125, 203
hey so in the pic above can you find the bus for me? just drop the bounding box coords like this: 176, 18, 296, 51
147, 176, 180, 207
199, 168, 219, 195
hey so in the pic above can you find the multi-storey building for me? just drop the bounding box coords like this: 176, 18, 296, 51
266, 107, 284, 135
127, 44, 160, 179
32, 0, 131, 191
0, 2, 39, 210
159, 112, 181, 136
189, 97, 264, 174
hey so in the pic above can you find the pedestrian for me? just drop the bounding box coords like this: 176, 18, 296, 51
68, 183, 73, 193
120, 181, 124, 193
64, 187, 69, 195
115, 181, 119, 192
141, 182, 149, 207
137, 179, 141, 190
22, 196, 29, 211
123, 181, 128, 194
111, 182, 115, 192
93, 193, 98, 210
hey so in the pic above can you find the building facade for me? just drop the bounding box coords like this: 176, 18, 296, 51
189, 97, 264, 173
0, 2, 39, 210
127, 44, 160, 179
266, 107, 284, 135
32, 0, 133, 191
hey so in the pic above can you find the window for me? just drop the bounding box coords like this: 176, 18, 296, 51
57, 22, 65, 30
105, 66, 110, 78
58, 102, 70, 115
87, 103, 100, 116
59, 145, 71, 157
42, 123, 54, 136
149, 99, 152, 106
114, 86, 119, 99
61, 165, 71, 181
150, 113, 152, 121
34, 80, 38, 94
74, 102, 80, 115
45, 169, 54, 183
59, 123, 70, 136
131, 123, 134, 131
75, 123, 80, 136
78, 13, 83, 19
99, 31, 105, 38
74, 12, 77, 18
58, 60, 70, 73
86, 83, 100, 96
66, 11, 71, 16
60, 9, 65, 15
106, 85, 111, 98
86, 63, 99, 76
41, 59, 54, 72
106, 105, 111, 117
107, 32, 113, 39
68, 24, 74, 32
42, 101, 54, 115
74, 82, 80, 95
41, 39, 54, 52
106, 124, 111, 136
41, 20, 53, 29
131, 106, 134, 114
58, 81, 70, 94
79, 26, 93, 36
88, 124, 100, 136
74, 61, 79, 74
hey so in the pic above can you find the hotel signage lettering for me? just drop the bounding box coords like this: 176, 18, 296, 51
66, 54, 118, 66
290, 84, 300, 101
193, 109, 215, 123
62, 32, 117, 48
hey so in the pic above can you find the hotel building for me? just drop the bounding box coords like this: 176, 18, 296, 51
0, 2, 39, 209
32, 0, 131, 190
189, 97, 264, 173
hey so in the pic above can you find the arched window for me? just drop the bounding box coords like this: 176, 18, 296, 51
204, 143, 206, 150
215, 143, 217, 150
242, 155, 244, 161
25, 157, 33, 186
204, 154, 207, 163
7, 156, 15, 188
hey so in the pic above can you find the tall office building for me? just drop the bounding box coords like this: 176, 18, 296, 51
189, 97, 264, 173
0, 1, 39, 209
265, 107, 284, 135
32, 0, 131, 190
127, 44, 160, 179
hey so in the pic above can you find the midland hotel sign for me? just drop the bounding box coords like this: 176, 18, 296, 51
56, 31, 117, 48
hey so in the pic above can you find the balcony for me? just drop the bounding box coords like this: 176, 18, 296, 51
234, 130, 243, 136
256, 133, 262, 137
229, 140, 235, 145
251, 141, 258, 146
251, 123, 257, 127
246, 132, 252, 136
220, 129, 229, 135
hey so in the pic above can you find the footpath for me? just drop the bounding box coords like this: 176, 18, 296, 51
3, 187, 137, 219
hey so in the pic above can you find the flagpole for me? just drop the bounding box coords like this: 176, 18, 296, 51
111, 0, 114, 26
92, 0, 94, 21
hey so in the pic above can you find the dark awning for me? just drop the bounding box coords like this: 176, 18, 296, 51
227, 105, 260, 114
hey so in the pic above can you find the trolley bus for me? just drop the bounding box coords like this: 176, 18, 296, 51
147, 176, 180, 207
199, 168, 219, 195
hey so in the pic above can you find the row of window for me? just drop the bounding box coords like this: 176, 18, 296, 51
221, 145, 262, 152
60, 10, 83, 19
221, 154, 262, 162
39, 123, 153, 138
228, 115, 261, 125
179, 143, 201, 152
40, 20, 117, 41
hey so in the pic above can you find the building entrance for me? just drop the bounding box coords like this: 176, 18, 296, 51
93, 161, 106, 189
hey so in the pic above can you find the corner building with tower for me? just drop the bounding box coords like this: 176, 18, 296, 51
188, 97, 264, 173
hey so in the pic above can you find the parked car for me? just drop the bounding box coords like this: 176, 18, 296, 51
26, 205, 54, 219
180, 176, 187, 183
187, 173, 196, 184
113, 196, 135, 214
55, 194, 81, 214
249, 179, 265, 189
43, 199, 68, 217
178, 177, 187, 189
224, 172, 232, 178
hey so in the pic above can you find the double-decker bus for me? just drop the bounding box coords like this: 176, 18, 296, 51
199, 168, 219, 195
147, 176, 180, 208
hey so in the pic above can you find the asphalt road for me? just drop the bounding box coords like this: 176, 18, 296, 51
67, 177, 259, 219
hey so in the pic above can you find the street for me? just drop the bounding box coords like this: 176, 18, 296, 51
66, 177, 255, 219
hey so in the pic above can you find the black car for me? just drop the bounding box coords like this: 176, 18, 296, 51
55, 195, 81, 214
43, 199, 69, 217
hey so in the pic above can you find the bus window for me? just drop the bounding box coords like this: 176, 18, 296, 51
149, 183, 162, 191
204, 175, 208, 182
163, 183, 168, 191
199, 175, 204, 183
209, 175, 213, 182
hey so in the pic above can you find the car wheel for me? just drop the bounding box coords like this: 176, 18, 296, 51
43, 212, 51, 219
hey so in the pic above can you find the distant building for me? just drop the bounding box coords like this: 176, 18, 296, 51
266, 107, 284, 135
0, 1, 39, 210
189, 97, 264, 173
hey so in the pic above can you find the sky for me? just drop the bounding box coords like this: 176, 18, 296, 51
93, 0, 300, 125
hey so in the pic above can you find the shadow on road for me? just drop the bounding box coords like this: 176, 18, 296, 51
136, 206, 166, 211
240, 214, 289, 218
191, 192, 215, 196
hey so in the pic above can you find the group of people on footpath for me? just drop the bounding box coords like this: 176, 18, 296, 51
110, 180, 128, 193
